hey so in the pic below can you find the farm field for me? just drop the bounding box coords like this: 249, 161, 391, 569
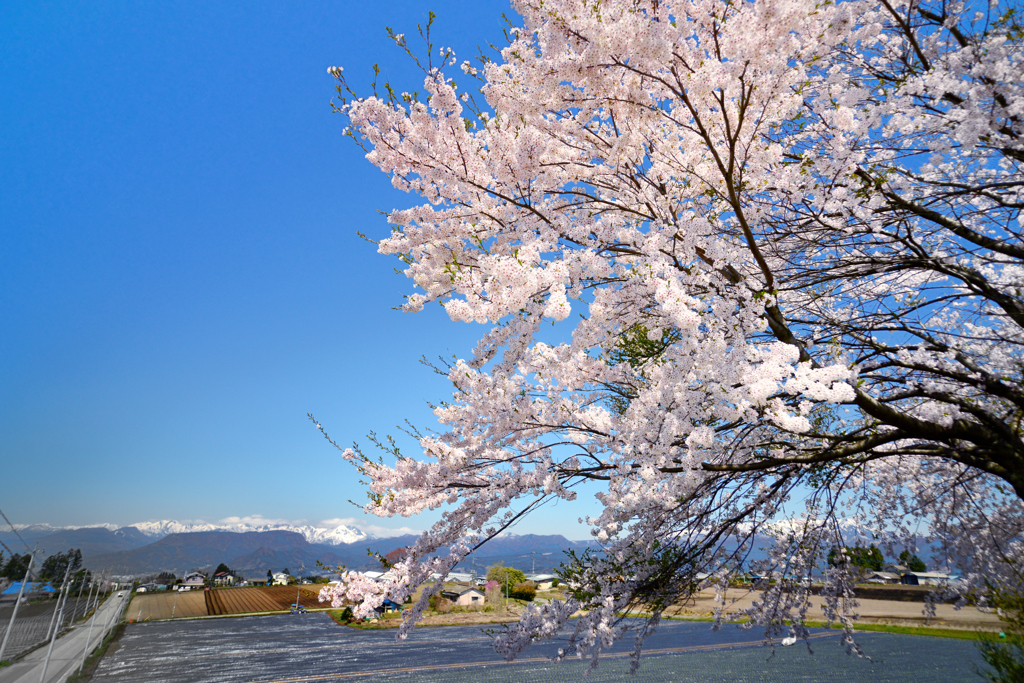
92, 613, 991, 683
205, 586, 323, 616
668, 588, 1004, 631
126, 586, 326, 621
127, 591, 208, 620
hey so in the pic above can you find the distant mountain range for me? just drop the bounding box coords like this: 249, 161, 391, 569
0, 521, 595, 576
0, 517, 948, 577
2, 519, 368, 547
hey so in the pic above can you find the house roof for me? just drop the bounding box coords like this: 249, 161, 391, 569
869, 572, 901, 580
2, 582, 54, 595
459, 588, 484, 596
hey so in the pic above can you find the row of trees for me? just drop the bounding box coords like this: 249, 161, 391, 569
826, 546, 926, 573
1, 549, 84, 588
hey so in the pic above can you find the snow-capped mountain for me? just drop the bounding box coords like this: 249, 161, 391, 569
9, 520, 368, 546
127, 520, 368, 545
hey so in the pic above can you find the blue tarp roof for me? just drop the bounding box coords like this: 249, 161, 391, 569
2, 581, 55, 595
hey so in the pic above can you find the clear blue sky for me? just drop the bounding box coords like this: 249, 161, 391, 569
0, 0, 595, 539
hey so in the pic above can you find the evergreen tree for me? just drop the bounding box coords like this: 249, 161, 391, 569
39, 549, 82, 588
898, 549, 927, 572
1, 553, 31, 581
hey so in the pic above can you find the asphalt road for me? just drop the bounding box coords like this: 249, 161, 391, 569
0, 590, 130, 683
90, 612, 990, 682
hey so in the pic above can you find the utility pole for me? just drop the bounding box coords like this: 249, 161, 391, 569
73, 570, 86, 624
39, 560, 75, 683
99, 595, 115, 642
0, 547, 35, 665
77, 582, 100, 676
45, 559, 74, 641
532, 552, 536, 577
295, 563, 305, 612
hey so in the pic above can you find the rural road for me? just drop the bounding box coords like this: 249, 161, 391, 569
0, 591, 130, 683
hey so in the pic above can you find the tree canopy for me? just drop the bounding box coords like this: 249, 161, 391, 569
829, 545, 885, 573
317, 0, 1024, 665
486, 565, 527, 587
1, 553, 32, 581
39, 549, 82, 588
899, 549, 927, 573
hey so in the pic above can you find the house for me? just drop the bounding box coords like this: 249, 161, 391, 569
213, 572, 236, 586
0, 582, 55, 603
272, 572, 290, 586
183, 572, 206, 588
866, 571, 902, 584
901, 571, 959, 587
374, 599, 404, 614
527, 574, 557, 591
454, 588, 485, 606
439, 585, 486, 606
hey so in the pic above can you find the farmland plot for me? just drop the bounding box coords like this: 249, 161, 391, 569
92, 614, 989, 683
205, 587, 322, 616
127, 591, 208, 620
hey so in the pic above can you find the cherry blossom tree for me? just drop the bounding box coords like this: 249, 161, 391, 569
317, 0, 1023, 665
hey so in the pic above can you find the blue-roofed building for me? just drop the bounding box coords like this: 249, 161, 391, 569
0, 581, 55, 603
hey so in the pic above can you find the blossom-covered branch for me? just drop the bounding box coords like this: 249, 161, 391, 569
320, 0, 1023, 665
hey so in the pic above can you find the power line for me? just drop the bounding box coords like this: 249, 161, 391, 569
0, 507, 32, 553
0, 537, 21, 559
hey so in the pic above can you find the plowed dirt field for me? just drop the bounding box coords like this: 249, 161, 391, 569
205, 586, 323, 616
128, 591, 208, 620
127, 587, 325, 621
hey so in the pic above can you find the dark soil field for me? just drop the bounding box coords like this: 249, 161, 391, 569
127, 586, 326, 621
204, 586, 323, 616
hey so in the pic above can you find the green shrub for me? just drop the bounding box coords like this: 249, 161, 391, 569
510, 582, 537, 602
977, 588, 1024, 682
428, 594, 455, 613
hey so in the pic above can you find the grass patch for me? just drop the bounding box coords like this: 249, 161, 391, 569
621, 612, 992, 641
802, 621, 991, 640
327, 609, 350, 626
